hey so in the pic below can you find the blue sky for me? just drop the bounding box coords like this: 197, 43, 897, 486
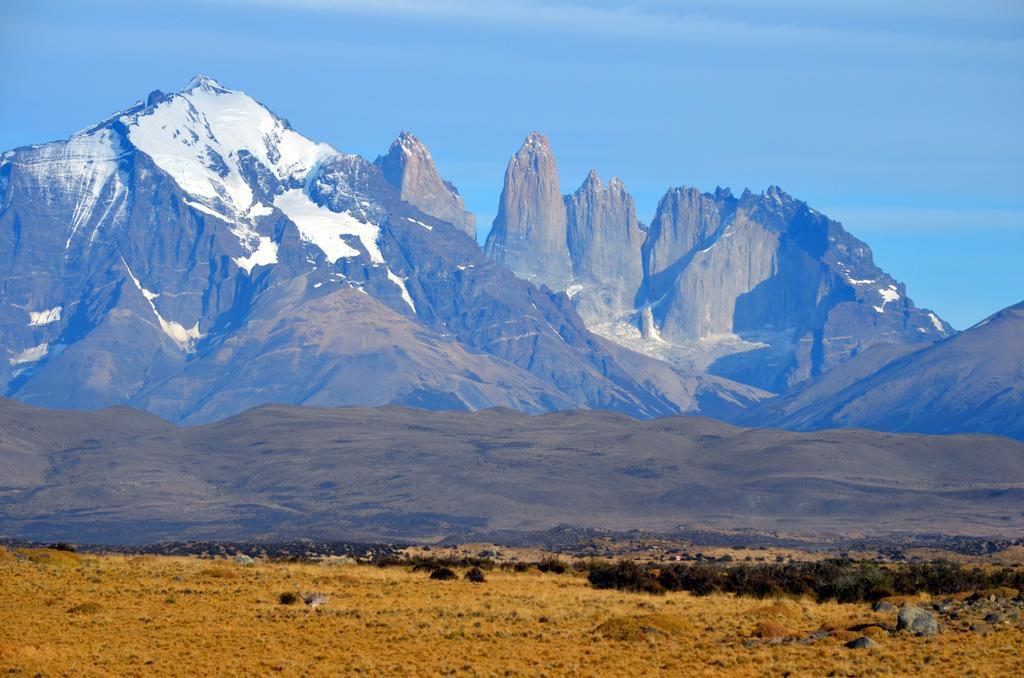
1, 0, 1021, 329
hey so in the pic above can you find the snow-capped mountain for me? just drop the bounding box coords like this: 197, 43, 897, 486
485, 133, 953, 394
0, 76, 702, 422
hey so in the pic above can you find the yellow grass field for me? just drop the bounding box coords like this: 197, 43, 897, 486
1, 548, 1022, 677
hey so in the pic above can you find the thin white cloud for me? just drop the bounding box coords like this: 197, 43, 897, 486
225, 0, 1023, 57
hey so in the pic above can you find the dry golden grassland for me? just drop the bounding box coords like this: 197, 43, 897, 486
1, 547, 1023, 677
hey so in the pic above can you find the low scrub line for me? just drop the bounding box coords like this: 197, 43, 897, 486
586, 559, 1024, 602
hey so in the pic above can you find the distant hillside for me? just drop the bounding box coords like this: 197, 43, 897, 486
745, 300, 1024, 440
1, 398, 1022, 543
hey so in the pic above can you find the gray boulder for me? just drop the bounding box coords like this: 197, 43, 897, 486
845, 636, 878, 649
897, 606, 940, 636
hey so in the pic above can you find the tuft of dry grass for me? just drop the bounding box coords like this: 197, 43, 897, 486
595, 613, 692, 641
14, 548, 81, 568
66, 602, 105, 615
197, 566, 239, 579
751, 620, 792, 639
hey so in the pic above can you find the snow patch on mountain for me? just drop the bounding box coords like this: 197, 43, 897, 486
123, 258, 201, 351
233, 237, 278, 273
405, 217, 432, 231
386, 268, 416, 313
874, 285, 900, 314
28, 307, 62, 326
182, 198, 232, 222
9, 343, 48, 366
274, 189, 382, 264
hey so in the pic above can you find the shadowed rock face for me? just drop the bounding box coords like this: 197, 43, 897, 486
375, 131, 476, 239
2, 398, 1022, 543
745, 299, 1024, 440
565, 171, 645, 322
642, 186, 733, 300
484, 132, 572, 290
644, 186, 952, 391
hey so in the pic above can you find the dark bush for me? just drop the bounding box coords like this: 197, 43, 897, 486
537, 557, 567, 574
464, 567, 486, 583
278, 592, 298, 605
675, 563, 723, 596
500, 561, 532, 573
49, 542, 77, 552
430, 567, 456, 581
587, 560, 663, 594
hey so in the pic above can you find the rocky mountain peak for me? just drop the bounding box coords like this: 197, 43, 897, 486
182, 74, 226, 93
581, 169, 602, 189
484, 131, 571, 289
374, 131, 475, 238
391, 130, 430, 157
523, 130, 551, 154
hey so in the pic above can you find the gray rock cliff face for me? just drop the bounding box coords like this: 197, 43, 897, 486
565, 170, 645, 322
374, 131, 476, 239
484, 132, 572, 290
646, 185, 952, 391
642, 186, 732, 301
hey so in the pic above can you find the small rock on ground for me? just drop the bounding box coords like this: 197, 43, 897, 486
846, 636, 877, 650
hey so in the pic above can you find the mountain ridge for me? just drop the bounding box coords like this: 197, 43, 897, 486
744, 298, 1024, 439
2, 396, 1022, 543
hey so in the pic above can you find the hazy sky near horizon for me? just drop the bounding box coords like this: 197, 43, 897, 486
1, 0, 1021, 329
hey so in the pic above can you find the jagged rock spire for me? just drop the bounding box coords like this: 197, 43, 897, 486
484, 131, 572, 289
565, 170, 645, 320
375, 131, 476, 238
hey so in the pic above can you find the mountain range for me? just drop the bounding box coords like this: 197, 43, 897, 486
485, 132, 952, 393
0, 76, 1019, 439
